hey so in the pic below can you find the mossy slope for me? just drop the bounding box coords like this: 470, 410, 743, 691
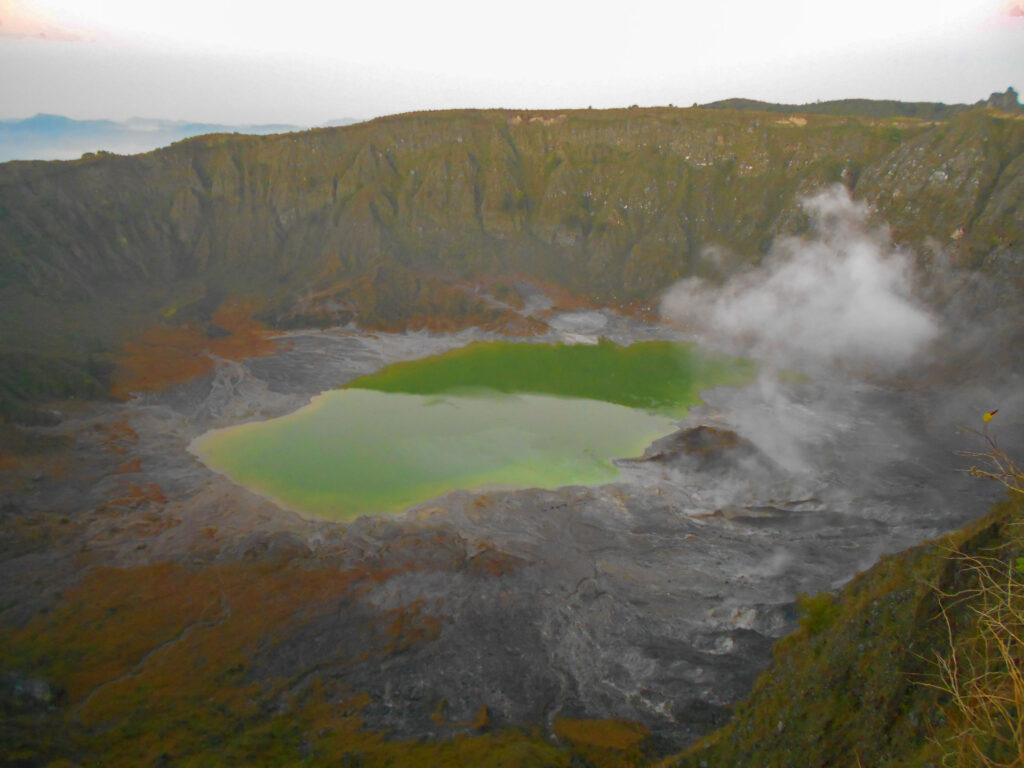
2, 107, 1021, 351
667, 493, 1024, 768
2, 105, 1023, 418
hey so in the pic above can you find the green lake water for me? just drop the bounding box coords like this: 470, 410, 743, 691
191, 340, 751, 521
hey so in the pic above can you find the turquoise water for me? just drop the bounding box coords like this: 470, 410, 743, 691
192, 340, 751, 521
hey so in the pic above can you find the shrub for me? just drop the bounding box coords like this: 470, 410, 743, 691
797, 591, 840, 636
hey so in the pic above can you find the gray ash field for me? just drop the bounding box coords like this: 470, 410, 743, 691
2, 306, 1007, 749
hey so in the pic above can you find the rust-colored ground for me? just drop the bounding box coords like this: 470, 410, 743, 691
554, 717, 653, 766
0, 425, 74, 493
110, 302, 279, 400
109, 282, 618, 402
0, 548, 658, 766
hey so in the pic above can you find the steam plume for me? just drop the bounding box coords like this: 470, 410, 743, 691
661, 185, 939, 373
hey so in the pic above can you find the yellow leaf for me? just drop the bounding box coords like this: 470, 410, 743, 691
983, 409, 999, 423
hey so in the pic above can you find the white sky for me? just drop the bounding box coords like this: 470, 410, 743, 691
1, 0, 1022, 124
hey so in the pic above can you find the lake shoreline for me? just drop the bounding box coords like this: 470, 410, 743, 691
1, 310, 1005, 751
191, 338, 747, 521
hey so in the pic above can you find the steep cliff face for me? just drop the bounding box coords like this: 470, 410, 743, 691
856, 110, 1024, 267
1, 107, 1022, 412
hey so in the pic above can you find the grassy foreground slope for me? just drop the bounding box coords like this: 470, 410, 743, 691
667, 491, 1024, 768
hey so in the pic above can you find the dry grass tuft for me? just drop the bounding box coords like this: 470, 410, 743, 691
925, 423, 1024, 767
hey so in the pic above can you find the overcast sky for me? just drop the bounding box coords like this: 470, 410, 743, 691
1, 0, 1022, 125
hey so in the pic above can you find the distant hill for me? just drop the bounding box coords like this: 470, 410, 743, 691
322, 117, 362, 127
0, 114, 308, 162
702, 87, 1022, 120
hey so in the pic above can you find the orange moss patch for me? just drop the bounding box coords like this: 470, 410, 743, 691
557, 720, 651, 753
104, 481, 167, 509
681, 426, 746, 457
1, 561, 368, 711
553, 717, 654, 767
100, 421, 138, 455
467, 547, 524, 579
298, 689, 568, 768
0, 558, 627, 766
0, 561, 366, 766
431, 698, 449, 726
428, 699, 492, 732
110, 301, 278, 399
115, 458, 142, 474
303, 271, 512, 334
406, 308, 501, 334
0, 452, 26, 493
482, 311, 550, 337
380, 598, 444, 651
472, 704, 491, 730
111, 326, 218, 399
483, 279, 527, 310
298, 270, 576, 336
553, 717, 650, 751
499, 277, 594, 314
617, 298, 660, 322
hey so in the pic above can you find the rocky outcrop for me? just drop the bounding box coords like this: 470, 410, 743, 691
984, 86, 1023, 113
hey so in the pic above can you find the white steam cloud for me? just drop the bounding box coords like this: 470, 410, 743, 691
661, 185, 940, 372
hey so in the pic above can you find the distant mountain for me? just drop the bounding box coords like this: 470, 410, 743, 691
322, 117, 362, 127
0, 114, 308, 162
701, 87, 1022, 120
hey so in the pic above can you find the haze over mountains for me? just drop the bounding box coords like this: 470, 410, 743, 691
0, 114, 362, 162
3, 89, 1019, 164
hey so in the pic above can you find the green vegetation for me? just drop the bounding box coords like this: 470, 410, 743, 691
702, 88, 1022, 120
0, 352, 111, 424
795, 591, 841, 636
929, 428, 1024, 767
665, 495, 1024, 768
